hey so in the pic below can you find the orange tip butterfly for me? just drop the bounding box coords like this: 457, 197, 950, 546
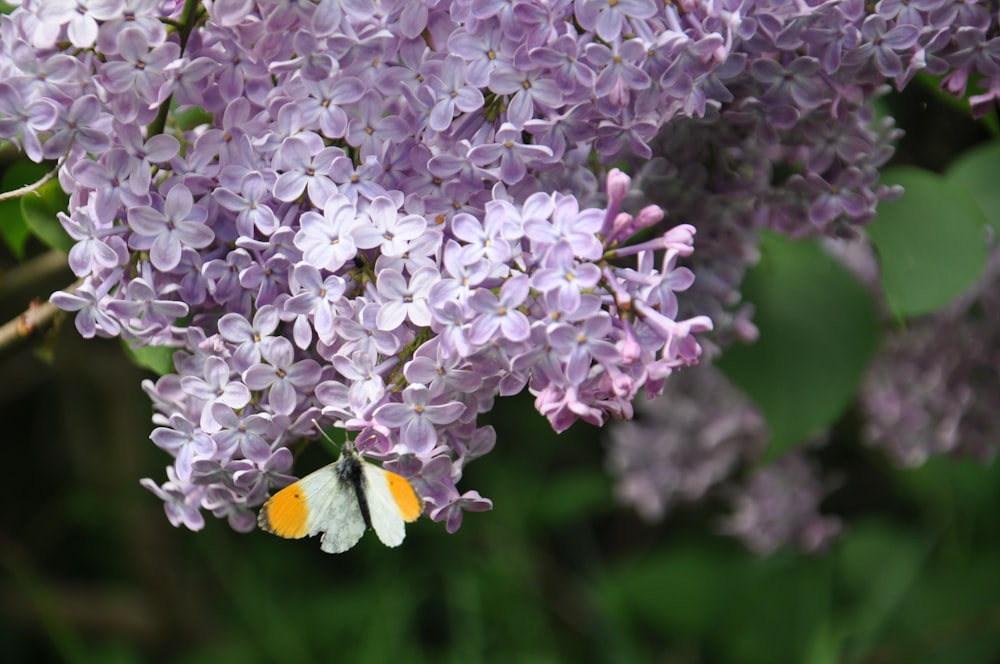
257, 433, 423, 553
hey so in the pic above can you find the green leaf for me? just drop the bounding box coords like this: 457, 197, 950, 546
531, 469, 612, 524
173, 106, 213, 131
599, 544, 739, 640
946, 141, 1000, 233
122, 342, 175, 376
868, 166, 988, 318
0, 161, 50, 258
835, 521, 928, 662
720, 553, 833, 664
20, 177, 72, 253
717, 233, 880, 458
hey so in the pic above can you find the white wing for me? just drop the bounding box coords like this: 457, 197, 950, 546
362, 464, 408, 547
296, 467, 367, 553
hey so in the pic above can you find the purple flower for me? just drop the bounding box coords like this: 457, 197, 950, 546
150, 414, 217, 482
574, 0, 657, 43
843, 15, 921, 79
488, 66, 563, 129
22, 0, 741, 538
42, 95, 112, 159
374, 384, 467, 455
214, 172, 280, 237
528, 31, 596, 90
404, 347, 484, 399
140, 469, 206, 531
429, 490, 493, 533
284, 262, 346, 346
100, 27, 179, 102
271, 134, 342, 206
345, 91, 410, 159
375, 266, 439, 330
61, 207, 128, 277
427, 55, 486, 132
530, 240, 602, 313
352, 196, 428, 256
243, 337, 322, 416
330, 352, 388, 412
524, 193, 603, 260
468, 274, 532, 344
0, 82, 59, 162
467, 122, 554, 184
35, 0, 126, 49
720, 453, 842, 555
749, 56, 827, 111
73, 149, 150, 222
209, 402, 273, 464
585, 39, 650, 105
547, 313, 621, 384
293, 194, 361, 272
106, 276, 189, 335
297, 75, 366, 139
218, 305, 280, 372
49, 274, 123, 339
180, 356, 252, 431
127, 185, 215, 272
447, 23, 508, 87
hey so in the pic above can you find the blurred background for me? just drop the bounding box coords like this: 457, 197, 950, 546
3, 61, 1000, 664
2, 279, 1000, 664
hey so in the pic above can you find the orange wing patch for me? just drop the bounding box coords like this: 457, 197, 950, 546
260, 483, 310, 538
384, 472, 424, 522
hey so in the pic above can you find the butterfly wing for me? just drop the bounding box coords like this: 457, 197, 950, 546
362, 463, 424, 548
259, 463, 366, 553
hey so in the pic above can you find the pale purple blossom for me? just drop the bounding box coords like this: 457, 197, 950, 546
374, 385, 467, 455
243, 337, 322, 416
127, 186, 214, 272
467, 274, 532, 344
375, 267, 439, 330
23, 0, 982, 542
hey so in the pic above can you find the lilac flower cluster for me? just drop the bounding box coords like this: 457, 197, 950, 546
603, 0, 1000, 550
5, 0, 1000, 543
2, 0, 717, 533
605, 364, 767, 522
718, 451, 843, 555
618, 0, 999, 347
861, 245, 1000, 467
606, 364, 841, 555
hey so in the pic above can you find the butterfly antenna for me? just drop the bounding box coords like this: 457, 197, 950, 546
311, 419, 349, 453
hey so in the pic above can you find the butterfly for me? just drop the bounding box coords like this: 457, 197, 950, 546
258, 435, 423, 553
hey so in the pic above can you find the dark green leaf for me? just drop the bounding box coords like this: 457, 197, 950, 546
122, 342, 176, 376
717, 233, 880, 457
835, 520, 927, 659
946, 141, 1000, 233
531, 469, 612, 524
600, 543, 739, 639
0, 161, 51, 258
20, 177, 72, 253
868, 166, 988, 318
720, 552, 833, 664
172, 106, 213, 131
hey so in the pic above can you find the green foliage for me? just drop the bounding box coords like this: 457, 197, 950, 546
717, 232, 880, 458
7, 347, 1000, 664
0, 161, 49, 258
122, 343, 177, 376
946, 141, 1000, 233
867, 166, 989, 318
20, 175, 72, 253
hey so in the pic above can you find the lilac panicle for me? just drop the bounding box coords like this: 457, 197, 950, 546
5, 0, 993, 541
719, 452, 843, 556
861, 246, 1000, 467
